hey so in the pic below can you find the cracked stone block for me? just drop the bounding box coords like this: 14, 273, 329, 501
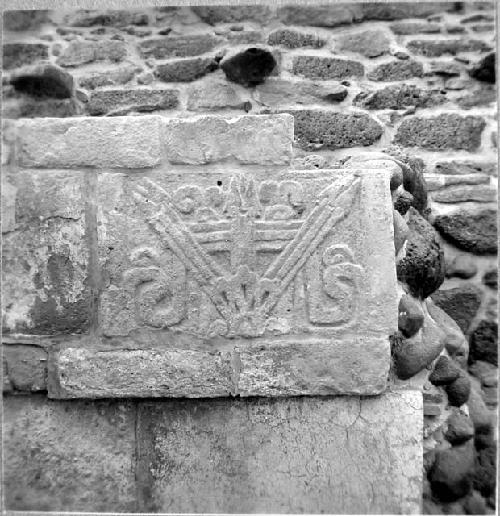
2, 171, 90, 335
135, 391, 422, 513
3, 395, 137, 511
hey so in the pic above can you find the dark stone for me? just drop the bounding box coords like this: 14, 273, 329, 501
69, 10, 149, 27
395, 114, 485, 151
362, 2, 460, 20
393, 190, 414, 215
277, 5, 363, 27
482, 270, 497, 290
431, 285, 482, 334
407, 39, 491, 57
464, 491, 488, 515
192, 6, 271, 24
446, 371, 471, 407
292, 56, 364, 80
396, 208, 445, 299
469, 53, 495, 83
323, 86, 348, 102
10, 64, 73, 99
469, 320, 498, 366
445, 409, 474, 445
429, 442, 475, 502
268, 29, 325, 49
433, 209, 498, 255
3, 10, 48, 30
367, 59, 424, 81
354, 85, 446, 110
398, 294, 424, 337
87, 89, 179, 115
155, 57, 218, 82
390, 22, 441, 34
434, 161, 497, 176
445, 255, 478, 279
285, 110, 382, 150
473, 443, 497, 498
3, 43, 49, 70
221, 48, 276, 87
56, 40, 127, 67
389, 152, 427, 214
429, 355, 461, 385
138, 35, 223, 59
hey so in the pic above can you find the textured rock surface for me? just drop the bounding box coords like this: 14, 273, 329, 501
277, 5, 363, 27
354, 85, 445, 110
407, 39, 490, 57
429, 355, 461, 386
398, 294, 424, 337
136, 391, 422, 513
446, 370, 472, 407
138, 34, 223, 58
57, 40, 127, 66
469, 320, 498, 366
445, 409, 474, 445
336, 29, 390, 58
3, 345, 48, 392
3, 43, 49, 69
155, 57, 219, 82
292, 55, 364, 80
368, 59, 424, 81
268, 28, 325, 49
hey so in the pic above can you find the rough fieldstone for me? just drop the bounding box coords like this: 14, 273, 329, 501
187, 76, 246, 111
464, 491, 488, 515
470, 320, 498, 366
354, 85, 446, 110
482, 270, 497, 289
221, 48, 276, 86
3, 395, 137, 511
445, 409, 474, 445
408, 39, 491, 57
292, 56, 364, 80
368, 59, 424, 81
396, 208, 445, 299
398, 294, 424, 337
393, 209, 409, 254
292, 154, 330, 169
3, 10, 48, 30
3, 43, 48, 70
434, 209, 497, 255
395, 115, 485, 151
457, 86, 496, 109
390, 22, 441, 34
77, 66, 138, 89
435, 161, 497, 176
429, 355, 461, 385
469, 383, 494, 434
3, 345, 47, 392
430, 442, 475, 502
336, 30, 390, 58
362, 2, 459, 20
88, 89, 179, 115
426, 174, 491, 192
17, 116, 162, 168
428, 61, 463, 77
394, 190, 414, 215
135, 392, 422, 513
68, 9, 149, 26
469, 360, 497, 387
57, 40, 126, 67
2, 97, 78, 119
192, 6, 271, 24
288, 110, 382, 150
268, 28, 325, 49
431, 185, 496, 203
227, 31, 263, 44
431, 285, 482, 334
473, 443, 497, 498
446, 371, 471, 407
139, 34, 222, 59
155, 57, 219, 82
470, 52, 495, 83
277, 5, 363, 27
445, 254, 478, 279
10, 64, 73, 99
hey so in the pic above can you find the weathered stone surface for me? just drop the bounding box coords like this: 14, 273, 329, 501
268, 28, 325, 49
192, 5, 271, 24
482, 269, 497, 289
292, 55, 364, 80
433, 209, 498, 255
57, 40, 126, 67
10, 64, 73, 99
431, 185, 496, 203
429, 442, 475, 502
288, 110, 382, 150
395, 115, 485, 151
87, 88, 179, 115
3, 10, 48, 30
468, 383, 494, 434
398, 294, 424, 337
96, 169, 397, 397
187, 76, 246, 111
2, 171, 90, 335
163, 114, 292, 164
155, 57, 219, 82
2, 97, 78, 119
445, 254, 478, 279
473, 442, 497, 498
3, 345, 47, 392
457, 86, 496, 108
226, 30, 263, 44
445, 409, 474, 445
138, 34, 222, 59
77, 66, 138, 89
393, 209, 409, 254
368, 59, 424, 81
470, 320, 498, 366
407, 39, 490, 57
426, 174, 491, 192
354, 85, 445, 110
394, 190, 414, 215
362, 2, 459, 20
464, 491, 488, 515
434, 161, 497, 176
3, 43, 49, 69
68, 9, 149, 27
3, 395, 137, 511
445, 370, 471, 407
470, 52, 495, 83
396, 208, 445, 299
336, 30, 390, 58
221, 48, 276, 86
136, 391, 422, 513
429, 355, 461, 385
17, 116, 162, 168
428, 60, 463, 77
277, 5, 363, 27
431, 285, 482, 334
390, 22, 441, 34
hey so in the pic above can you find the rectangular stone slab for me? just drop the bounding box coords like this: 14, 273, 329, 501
135, 390, 423, 514
51, 168, 398, 399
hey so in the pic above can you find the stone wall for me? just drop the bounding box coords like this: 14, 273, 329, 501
1, 2, 497, 514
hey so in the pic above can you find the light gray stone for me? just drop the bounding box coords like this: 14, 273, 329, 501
136, 391, 422, 513
16, 116, 162, 168
431, 185, 496, 203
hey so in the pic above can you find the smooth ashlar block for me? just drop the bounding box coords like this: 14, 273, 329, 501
49, 167, 400, 399
136, 391, 423, 514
